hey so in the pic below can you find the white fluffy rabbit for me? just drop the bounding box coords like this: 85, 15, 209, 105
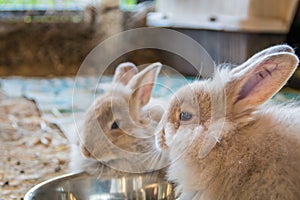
70, 62, 165, 174
155, 44, 300, 199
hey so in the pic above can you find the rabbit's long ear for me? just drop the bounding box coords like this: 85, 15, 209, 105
113, 62, 139, 85
128, 62, 162, 119
232, 52, 298, 110
232, 44, 294, 74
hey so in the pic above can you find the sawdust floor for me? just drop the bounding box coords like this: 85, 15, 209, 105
0, 95, 71, 200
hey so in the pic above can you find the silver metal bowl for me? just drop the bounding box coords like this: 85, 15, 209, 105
24, 171, 174, 200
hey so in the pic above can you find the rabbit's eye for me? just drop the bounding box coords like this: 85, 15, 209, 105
111, 121, 119, 129
180, 111, 192, 121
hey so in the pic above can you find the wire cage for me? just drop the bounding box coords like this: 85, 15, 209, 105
0, 0, 100, 23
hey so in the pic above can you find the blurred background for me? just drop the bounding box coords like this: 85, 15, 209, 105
1, 0, 300, 83
1, 1, 300, 199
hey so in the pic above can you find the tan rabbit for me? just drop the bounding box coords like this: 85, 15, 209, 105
70, 62, 165, 174
155, 44, 300, 199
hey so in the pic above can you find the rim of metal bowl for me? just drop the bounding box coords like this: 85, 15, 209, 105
24, 172, 86, 200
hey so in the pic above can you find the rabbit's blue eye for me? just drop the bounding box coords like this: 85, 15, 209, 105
180, 112, 192, 121
111, 121, 119, 129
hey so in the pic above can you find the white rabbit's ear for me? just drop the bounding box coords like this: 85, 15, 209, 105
128, 62, 162, 116
232, 52, 299, 109
113, 62, 139, 85
232, 44, 294, 74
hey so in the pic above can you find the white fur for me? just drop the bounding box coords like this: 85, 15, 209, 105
156, 45, 300, 199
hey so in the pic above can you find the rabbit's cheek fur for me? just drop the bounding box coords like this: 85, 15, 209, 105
167, 127, 220, 194
108, 130, 126, 144
164, 122, 178, 146
168, 128, 194, 157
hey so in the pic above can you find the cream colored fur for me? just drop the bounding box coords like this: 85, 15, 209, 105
70, 62, 164, 173
155, 45, 300, 199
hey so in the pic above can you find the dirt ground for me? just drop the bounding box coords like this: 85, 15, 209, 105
0, 94, 70, 200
